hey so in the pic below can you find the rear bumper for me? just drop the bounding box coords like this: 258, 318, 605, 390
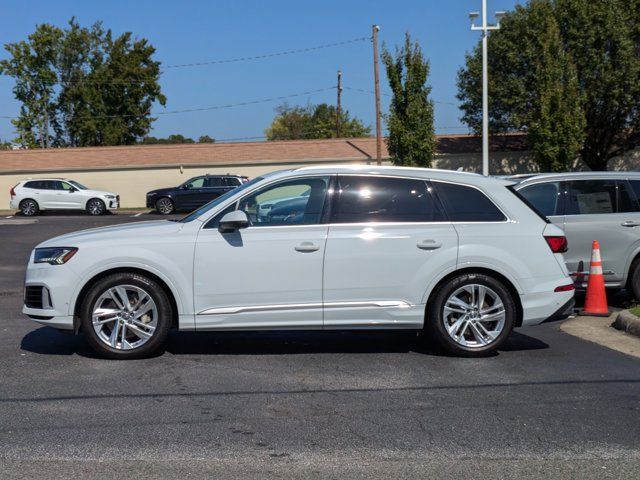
520, 289, 575, 326
542, 298, 575, 323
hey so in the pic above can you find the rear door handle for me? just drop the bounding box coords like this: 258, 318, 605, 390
621, 221, 640, 227
417, 240, 442, 250
295, 242, 320, 253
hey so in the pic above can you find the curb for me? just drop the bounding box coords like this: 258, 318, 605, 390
612, 310, 640, 338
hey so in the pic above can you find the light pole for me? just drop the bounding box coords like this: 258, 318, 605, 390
470, 1, 505, 176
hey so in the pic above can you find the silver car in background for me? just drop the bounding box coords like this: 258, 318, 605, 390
514, 172, 640, 298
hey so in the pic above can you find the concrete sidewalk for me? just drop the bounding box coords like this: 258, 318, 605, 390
561, 313, 640, 358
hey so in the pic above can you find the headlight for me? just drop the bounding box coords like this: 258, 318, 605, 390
147, 192, 157, 196
105, 195, 116, 199
34, 247, 78, 265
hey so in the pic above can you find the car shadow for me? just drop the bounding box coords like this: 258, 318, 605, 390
20, 327, 548, 358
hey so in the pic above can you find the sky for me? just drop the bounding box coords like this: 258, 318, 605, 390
0, 0, 521, 143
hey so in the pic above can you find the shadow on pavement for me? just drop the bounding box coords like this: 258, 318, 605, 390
20, 327, 549, 358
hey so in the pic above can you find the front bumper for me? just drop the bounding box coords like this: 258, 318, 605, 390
106, 195, 119, 210
23, 263, 78, 331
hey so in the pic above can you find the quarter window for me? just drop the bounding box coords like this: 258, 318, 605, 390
237, 176, 330, 226
518, 182, 562, 217
565, 180, 618, 215
331, 176, 444, 223
433, 182, 506, 222
225, 177, 242, 187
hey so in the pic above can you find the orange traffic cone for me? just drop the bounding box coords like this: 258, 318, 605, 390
579, 240, 610, 317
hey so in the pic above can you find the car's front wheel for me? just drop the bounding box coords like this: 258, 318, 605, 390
86, 198, 106, 216
80, 272, 172, 359
155, 197, 175, 215
426, 273, 516, 357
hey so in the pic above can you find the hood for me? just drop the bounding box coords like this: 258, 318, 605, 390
147, 187, 176, 196
37, 220, 184, 248
83, 189, 118, 197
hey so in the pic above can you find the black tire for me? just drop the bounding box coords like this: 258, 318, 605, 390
80, 272, 173, 359
628, 259, 640, 301
20, 198, 39, 216
86, 198, 106, 216
426, 273, 516, 357
155, 197, 175, 215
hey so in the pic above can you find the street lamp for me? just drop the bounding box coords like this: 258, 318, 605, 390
470, 0, 504, 176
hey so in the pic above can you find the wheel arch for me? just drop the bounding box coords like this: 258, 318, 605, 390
19, 197, 40, 209
85, 197, 106, 209
72, 267, 180, 332
425, 267, 524, 328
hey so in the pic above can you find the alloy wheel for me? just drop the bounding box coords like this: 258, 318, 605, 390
92, 285, 158, 350
442, 284, 506, 348
156, 198, 174, 215
87, 199, 105, 215
21, 200, 37, 216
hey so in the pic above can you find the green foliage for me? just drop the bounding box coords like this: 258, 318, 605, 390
140, 134, 214, 144
0, 18, 165, 148
457, 0, 640, 171
381, 33, 435, 167
265, 102, 370, 141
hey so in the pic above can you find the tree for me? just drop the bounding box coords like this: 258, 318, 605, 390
265, 102, 370, 140
0, 18, 165, 148
381, 33, 435, 167
457, 0, 640, 171
140, 134, 196, 144
197, 135, 215, 143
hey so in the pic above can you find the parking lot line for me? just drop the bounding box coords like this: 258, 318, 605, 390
131, 213, 143, 217
5, 216, 13, 219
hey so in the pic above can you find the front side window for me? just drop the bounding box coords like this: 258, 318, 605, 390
182, 177, 205, 189
331, 176, 444, 223
238, 176, 329, 226
618, 180, 639, 213
565, 180, 618, 215
518, 182, 562, 217
67, 180, 87, 190
59, 181, 75, 191
432, 181, 506, 222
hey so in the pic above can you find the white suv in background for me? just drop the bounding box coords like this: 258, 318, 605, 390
23, 166, 574, 359
10, 178, 119, 216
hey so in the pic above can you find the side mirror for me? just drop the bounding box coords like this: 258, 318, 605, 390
218, 210, 249, 233
69, 187, 77, 193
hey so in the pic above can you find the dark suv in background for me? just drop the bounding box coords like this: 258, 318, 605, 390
146, 174, 248, 214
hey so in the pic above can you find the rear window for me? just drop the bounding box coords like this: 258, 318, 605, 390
517, 182, 562, 216
432, 182, 506, 222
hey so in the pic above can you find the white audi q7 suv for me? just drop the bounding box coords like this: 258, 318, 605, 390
23, 166, 575, 358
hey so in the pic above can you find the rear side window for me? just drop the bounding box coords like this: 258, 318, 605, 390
331, 176, 444, 223
518, 182, 562, 216
432, 182, 506, 222
565, 180, 618, 215
205, 177, 225, 187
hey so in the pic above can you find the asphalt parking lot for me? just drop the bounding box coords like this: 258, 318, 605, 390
1, 213, 640, 479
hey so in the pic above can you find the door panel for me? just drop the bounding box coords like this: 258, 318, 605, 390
562, 179, 636, 284
323, 175, 457, 328
193, 175, 330, 330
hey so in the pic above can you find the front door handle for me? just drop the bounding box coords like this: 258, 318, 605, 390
417, 240, 442, 250
621, 221, 640, 227
295, 242, 320, 253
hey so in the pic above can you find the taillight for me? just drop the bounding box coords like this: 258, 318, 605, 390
554, 284, 575, 292
545, 235, 568, 253
10, 185, 17, 199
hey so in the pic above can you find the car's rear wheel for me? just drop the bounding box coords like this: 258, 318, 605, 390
426, 273, 516, 357
80, 272, 172, 359
628, 259, 640, 301
20, 199, 39, 216
155, 197, 175, 215
86, 198, 106, 216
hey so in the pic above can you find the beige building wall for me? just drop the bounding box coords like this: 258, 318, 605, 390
0, 158, 382, 210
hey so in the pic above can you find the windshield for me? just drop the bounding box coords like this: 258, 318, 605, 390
67, 180, 87, 190
178, 176, 265, 223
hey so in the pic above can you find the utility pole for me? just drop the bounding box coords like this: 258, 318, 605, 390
336, 70, 342, 138
43, 89, 49, 149
372, 24, 382, 166
469, 1, 505, 176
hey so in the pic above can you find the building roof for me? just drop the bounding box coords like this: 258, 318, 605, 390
0, 134, 529, 174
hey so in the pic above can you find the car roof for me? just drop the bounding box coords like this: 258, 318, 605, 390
291, 165, 513, 187
513, 171, 640, 185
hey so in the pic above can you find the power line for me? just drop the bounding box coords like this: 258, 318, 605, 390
164, 36, 371, 69
0, 86, 336, 120
342, 86, 459, 106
